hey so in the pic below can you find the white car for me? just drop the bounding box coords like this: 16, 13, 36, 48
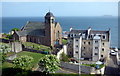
114, 48, 118, 52
110, 51, 117, 56
110, 50, 115, 53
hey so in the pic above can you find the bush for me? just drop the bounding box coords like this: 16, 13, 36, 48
60, 52, 70, 62
2, 53, 7, 63
38, 54, 60, 73
12, 55, 33, 70
11, 28, 19, 31
6, 34, 13, 39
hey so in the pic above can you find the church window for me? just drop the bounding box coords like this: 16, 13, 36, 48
57, 31, 60, 38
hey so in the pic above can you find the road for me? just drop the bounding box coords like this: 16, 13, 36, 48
37, 67, 77, 74
105, 55, 120, 75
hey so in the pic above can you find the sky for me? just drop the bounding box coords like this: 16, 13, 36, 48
2, 2, 118, 17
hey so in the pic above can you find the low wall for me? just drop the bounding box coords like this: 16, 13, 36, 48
7, 54, 17, 60
57, 45, 67, 59
60, 61, 105, 74
11, 42, 22, 53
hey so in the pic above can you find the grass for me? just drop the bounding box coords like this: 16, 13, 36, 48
17, 51, 45, 69
2, 62, 14, 69
2, 37, 9, 40
81, 64, 105, 69
62, 39, 67, 45
23, 42, 50, 52
6, 52, 15, 57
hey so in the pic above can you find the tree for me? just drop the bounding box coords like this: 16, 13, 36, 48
2, 53, 6, 63
12, 55, 33, 70
11, 28, 19, 31
6, 34, 12, 39
38, 54, 60, 74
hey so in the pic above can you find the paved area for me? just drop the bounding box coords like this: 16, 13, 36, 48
105, 55, 120, 75
37, 67, 77, 74
56, 67, 77, 74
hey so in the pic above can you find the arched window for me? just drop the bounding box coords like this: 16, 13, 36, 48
57, 31, 60, 39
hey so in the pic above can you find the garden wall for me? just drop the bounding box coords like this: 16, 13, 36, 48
11, 42, 22, 53
57, 45, 67, 59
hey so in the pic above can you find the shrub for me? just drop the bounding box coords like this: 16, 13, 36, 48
12, 55, 33, 70
2, 53, 6, 63
38, 54, 60, 74
60, 52, 70, 62
11, 28, 19, 31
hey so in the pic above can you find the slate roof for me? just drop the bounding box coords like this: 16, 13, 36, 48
45, 12, 54, 17
16, 21, 45, 37
69, 29, 109, 41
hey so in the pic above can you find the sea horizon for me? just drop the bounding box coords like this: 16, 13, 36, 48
2, 16, 118, 47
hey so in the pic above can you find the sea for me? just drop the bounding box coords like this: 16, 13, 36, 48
2, 16, 118, 47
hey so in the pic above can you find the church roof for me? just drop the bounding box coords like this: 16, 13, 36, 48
16, 21, 45, 37
45, 12, 54, 17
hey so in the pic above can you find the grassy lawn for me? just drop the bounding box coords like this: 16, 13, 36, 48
62, 39, 67, 45
2, 37, 9, 40
6, 52, 15, 57
2, 62, 14, 69
17, 51, 45, 69
23, 42, 50, 52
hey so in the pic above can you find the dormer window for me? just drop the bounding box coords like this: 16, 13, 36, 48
52, 19, 54, 23
70, 34, 73, 37
102, 35, 106, 40
82, 34, 85, 38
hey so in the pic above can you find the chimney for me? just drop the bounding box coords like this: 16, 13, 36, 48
70, 27, 72, 31
87, 27, 91, 39
109, 28, 111, 41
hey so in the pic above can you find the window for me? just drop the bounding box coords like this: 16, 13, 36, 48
71, 34, 73, 37
88, 47, 91, 51
103, 35, 106, 39
52, 19, 54, 23
84, 42, 86, 44
95, 53, 98, 55
76, 39, 78, 42
95, 41, 98, 43
95, 47, 98, 49
82, 34, 85, 38
102, 48, 104, 51
101, 55, 103, 57
76, 45, 78, 48
103, 43, 104, 46
83, 53, 85, 56
76, 51, 78, 53
57, 31, 60, 38
88, 42, 90, 45
83, 47, 85, 50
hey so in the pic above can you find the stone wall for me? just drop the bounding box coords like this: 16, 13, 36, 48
57, 45, 67, 59
7, 54, 17, 60
11, 42, 22, 53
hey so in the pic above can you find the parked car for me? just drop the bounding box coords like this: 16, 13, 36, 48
43, 51, 49, 54
110, 51, 117, 56
116, 51, 120, 65
110, 50, 115, 53
70, 58, 78, 63
114, 47, 118, 52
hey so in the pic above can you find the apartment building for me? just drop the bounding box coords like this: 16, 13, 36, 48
67, 27, 110, 61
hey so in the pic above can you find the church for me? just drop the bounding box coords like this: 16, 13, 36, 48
13, 12, 62, 46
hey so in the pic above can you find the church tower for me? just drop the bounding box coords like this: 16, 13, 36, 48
45, 12, 55, 46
